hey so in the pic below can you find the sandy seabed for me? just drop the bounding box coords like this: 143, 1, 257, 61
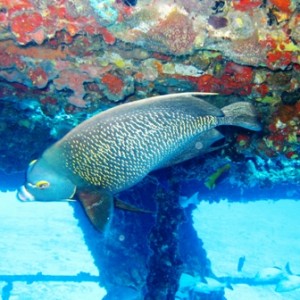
193, 199, 300, 300
2, 189, 300, 300
0, 191, 106, 300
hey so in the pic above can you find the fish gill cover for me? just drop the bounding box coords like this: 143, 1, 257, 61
0, 0, 299, 299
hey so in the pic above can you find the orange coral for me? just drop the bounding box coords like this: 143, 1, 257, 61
254, 84, 269, 97
2, 40, 69, 60
153, 60, 163, 75
232, 0, 262, 11
197, 63, 254, 95
266, 50, 293, 69
102, 73, 124, 94
269, 0, 292, 13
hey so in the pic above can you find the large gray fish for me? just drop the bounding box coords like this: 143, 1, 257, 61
17, 93, 261, 231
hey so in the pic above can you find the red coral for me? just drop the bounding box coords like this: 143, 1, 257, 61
263, 102, 300, 157
47, 5, 69, 19
294, 64, 300, 72
221, 63, 253, 95
5, 1, 116, 45
197, 74, 221, 93
99, 28, 116, 45
236, 134, 250, 147
83, 19, 112, 38
266, 50, 293, 69
254, 84, 269, 97
28, 67, 49, 89
198, 63, 254, 95
269, 0, 292, 13
232, 0, 262, 11
259, 35, 277, 50
102, 73, 124, 94
285, 151, 297, 159
224, 62, 254, 84
3, 0, 34, 15
44, 4, 80, 37
11, 12, 43, 44
45, 5, 112, 42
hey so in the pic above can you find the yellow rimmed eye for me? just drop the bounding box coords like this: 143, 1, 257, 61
35, 181, 50, 189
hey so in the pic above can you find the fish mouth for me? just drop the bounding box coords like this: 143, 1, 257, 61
17, 185, 35, 202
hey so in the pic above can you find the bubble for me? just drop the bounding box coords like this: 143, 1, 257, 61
119, 234, 125, 241
195, 142, 203, 149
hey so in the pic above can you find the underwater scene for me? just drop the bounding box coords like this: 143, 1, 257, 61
0, 0, 300, 299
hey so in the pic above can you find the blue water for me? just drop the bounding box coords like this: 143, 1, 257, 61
0, 168, 299, 299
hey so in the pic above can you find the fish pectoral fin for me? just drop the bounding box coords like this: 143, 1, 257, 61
115, 198, 155, 214
78, 190, 113, 232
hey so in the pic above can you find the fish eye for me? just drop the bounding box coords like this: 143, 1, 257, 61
35, 181, 50, 189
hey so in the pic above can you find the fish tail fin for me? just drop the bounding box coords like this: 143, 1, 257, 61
221, 102, 262, 131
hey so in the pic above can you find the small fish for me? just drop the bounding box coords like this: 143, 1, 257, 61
193, 277, 227, 294
179, 192, 199, 209
177, 273, 230, 296
275, 263, 300, 293
178, 273, 197, 291
275, 275, 300, 293
18, 93, 261, 231
237, 256, 246, 272
204, 163, 231, 190
254, 267, 284, 284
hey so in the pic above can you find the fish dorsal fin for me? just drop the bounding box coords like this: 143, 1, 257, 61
285, 262, 293, 275
78, 190, 113, 232
115, 198, 155, 214
72, 93, 223, 132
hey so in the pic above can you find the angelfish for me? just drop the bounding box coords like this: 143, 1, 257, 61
17, 93, 261, 231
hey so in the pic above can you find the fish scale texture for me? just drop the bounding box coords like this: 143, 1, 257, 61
53, 107, 218, 192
